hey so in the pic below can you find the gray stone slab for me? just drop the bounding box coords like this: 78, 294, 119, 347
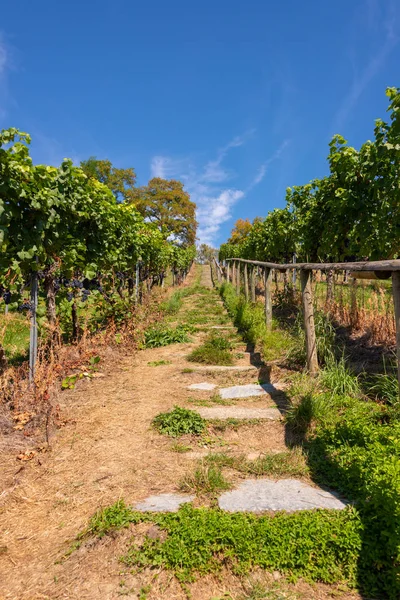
197, 407, 281, 420
219, 383, 280, 399
187, 382, 217, 391
218, 479, 347, 513
134, 493, 195, 512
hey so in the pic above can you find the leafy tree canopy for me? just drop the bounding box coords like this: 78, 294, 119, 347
80, 156, 136, 202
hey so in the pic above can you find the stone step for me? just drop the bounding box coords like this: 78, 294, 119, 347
219, 383, 284, 400
197, 406, 281, 420
218, 479, 347, 513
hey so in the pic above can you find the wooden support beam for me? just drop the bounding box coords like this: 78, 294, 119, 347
264, 267, 272, 330
236, 261, 241, 294
244, 263, 249, 301
251, 266, 256, 302
227, 262, 230, 283
300, 269, 318, 376
392, 271, 400, 397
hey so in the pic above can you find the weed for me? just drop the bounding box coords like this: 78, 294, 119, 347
152, 406, 206, 437
319, 354, 361, 398
179, 463, 231, 495
144, 324, 192, 348
82, 500, 139, 539
170, 442, 192, 453
364, 371, 399, 406
188, 334, 234, 366
148, 360, 172, 366
209, 418, 261, 432
205, 450, 309, 478
182, 367, 194, 373
120, 503, 361, 584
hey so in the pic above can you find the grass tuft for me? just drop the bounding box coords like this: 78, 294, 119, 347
179, 463, 231, 495
188, 333, 234, 366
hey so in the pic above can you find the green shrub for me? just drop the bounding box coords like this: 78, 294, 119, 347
152, 406, 206, 437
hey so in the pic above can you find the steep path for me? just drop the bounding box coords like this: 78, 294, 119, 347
0, 266, 361, 600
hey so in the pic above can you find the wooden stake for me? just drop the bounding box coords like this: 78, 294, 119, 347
227, 262, 230, 283
244, 263, 249, 301
236, 261, 241, 294
300, 269, 318, 375
264, 267, 272, 330
251, 266, 256, 302
392, 271, 400, 396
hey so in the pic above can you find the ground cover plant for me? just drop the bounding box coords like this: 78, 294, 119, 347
80, 501, 362, 585
152, 406, 206, 437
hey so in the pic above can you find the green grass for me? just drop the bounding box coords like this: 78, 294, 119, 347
0, 313, 30, 363
179, 463, 231, 495
219, 283, 293, 363
205, 450, 309, 479
188, 333, 234, 366
152, 406, 206, 437
170, 442, 192, 453
319, 354, 362, 397
208, 418, 262, 432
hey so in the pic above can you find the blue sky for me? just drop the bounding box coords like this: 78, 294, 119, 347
1, 0, 399, 246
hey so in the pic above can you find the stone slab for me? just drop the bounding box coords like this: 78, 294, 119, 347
218, 479, 347, 513
197, 407, 281, 420
134, 493, 195, 512
219, 383, 280, 399
187, 382, 217, 391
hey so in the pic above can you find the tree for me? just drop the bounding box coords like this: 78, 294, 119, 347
80, 157, 136, 202
197, 244, 217, 264
228, 218, 253, 245
130, 177, 197, 247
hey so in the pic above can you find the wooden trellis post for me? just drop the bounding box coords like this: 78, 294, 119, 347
236, 261, 241, 294
227, 262, 230, 283
251, 266, 256, 302
244, 263, 249, 301
300, 269, 318, 375
264, 267, 272, 330
392, 271, 400, 394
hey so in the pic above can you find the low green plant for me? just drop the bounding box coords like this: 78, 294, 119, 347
179, 463, 231, 495
170, 442, 192, 453
319, 354, 361, 398
148, 360, 172, 366
288, 310, 335, 367
152, 406, 206, 437
364, 371, 399, 406
188, 334, 234, 366
205, 450, 309, 478
209, 418, 261, 432
144, 324, 192, 348
119, 503, 361, 584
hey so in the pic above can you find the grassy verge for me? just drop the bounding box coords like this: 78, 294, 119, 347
220, 280, 400, 598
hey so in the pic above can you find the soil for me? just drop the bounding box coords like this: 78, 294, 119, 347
0, 266, 363, 600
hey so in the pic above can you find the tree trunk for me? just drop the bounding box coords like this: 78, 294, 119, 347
44, 273, 57, 325
71, 300, 79, 341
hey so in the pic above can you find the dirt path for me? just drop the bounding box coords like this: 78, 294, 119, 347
0, 266, 361, 600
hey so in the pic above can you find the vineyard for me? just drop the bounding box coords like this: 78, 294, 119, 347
0, 89, 400, 600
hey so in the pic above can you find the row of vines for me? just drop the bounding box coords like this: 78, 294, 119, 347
220, 87, 400, 265
0, 128, 196, 377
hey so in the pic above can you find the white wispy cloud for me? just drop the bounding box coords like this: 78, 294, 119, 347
248, 139, 290, 189
334, 0, 399, 131
149, 132, 290, 246
150, 133, 253, 245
